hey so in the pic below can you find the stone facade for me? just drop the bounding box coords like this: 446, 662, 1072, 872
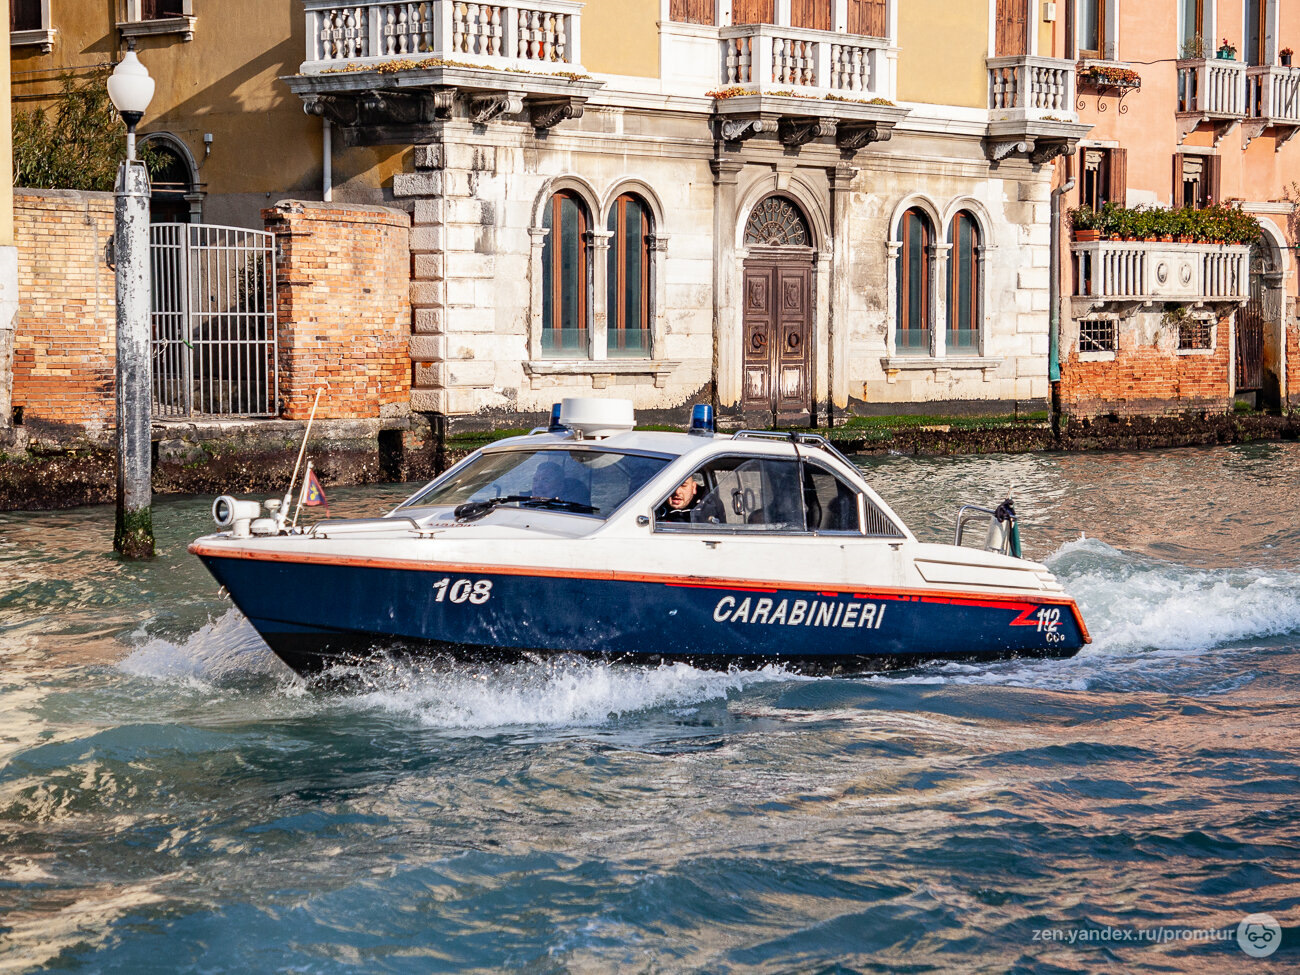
266, 201, 413, 421
10, 190, 117, 437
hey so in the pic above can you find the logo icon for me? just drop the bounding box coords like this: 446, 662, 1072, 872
1237, 913, 1282, 958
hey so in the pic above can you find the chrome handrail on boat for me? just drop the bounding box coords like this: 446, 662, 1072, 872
954, 504, 1011, 555
307, 517, 426, 537
731, 429, 860, 471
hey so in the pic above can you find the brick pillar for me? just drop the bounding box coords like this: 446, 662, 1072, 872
265, 201, 412, 420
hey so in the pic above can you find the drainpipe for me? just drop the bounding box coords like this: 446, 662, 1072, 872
322, 119, 333, 203
1049, 175, 1075, 384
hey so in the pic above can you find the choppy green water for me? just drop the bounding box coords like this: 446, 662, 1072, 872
1, 445, 1298, 972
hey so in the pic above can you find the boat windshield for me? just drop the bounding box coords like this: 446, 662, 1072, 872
396, 447, 671, 519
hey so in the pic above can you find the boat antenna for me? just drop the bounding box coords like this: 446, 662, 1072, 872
282, 388, 323, 526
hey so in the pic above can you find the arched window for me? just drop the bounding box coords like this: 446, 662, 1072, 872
895, 208, 932, 354
744, 195, 810, 247
947, 211, 980, 352
542, 191, 589, 356
606, 194, 651, 358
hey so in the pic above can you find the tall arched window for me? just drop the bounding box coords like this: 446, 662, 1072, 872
606, 194, 651, 358
896, 208, 932, 354
542, 191, 589, 356
947, 211, 981, 352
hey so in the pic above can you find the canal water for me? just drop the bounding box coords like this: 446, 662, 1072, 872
1, 444, 1297, 972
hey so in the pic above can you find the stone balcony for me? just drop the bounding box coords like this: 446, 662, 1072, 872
719, 24, 894, 101
289, 1, 597, 144
985, 55, 1088, 164
1176, 57, 1248, 143
1072, 240, 1250, 315
1244, 64, 1300, 149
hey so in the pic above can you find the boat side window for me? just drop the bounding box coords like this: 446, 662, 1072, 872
655, 456, 806, 532
802, 463, 862, 534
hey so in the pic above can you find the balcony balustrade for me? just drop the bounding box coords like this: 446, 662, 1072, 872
987, 55, 1077, 122
1176, 57, 1247, 143
1072, 240, 1250, 310
1244, 64, 1300, 149
301, 0, 583, 74
720, 24, 890, 99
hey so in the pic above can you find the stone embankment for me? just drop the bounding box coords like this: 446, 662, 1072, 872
1, 410, 1297, 511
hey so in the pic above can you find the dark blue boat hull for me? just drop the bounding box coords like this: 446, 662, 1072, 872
194, 546, 1089, 675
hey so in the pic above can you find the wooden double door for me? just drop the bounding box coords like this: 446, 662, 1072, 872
741, 257, 813, 423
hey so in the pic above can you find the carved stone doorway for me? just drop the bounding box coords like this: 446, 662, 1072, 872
740, 196, 815, 426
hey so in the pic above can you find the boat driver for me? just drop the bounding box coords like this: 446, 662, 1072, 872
658, 474, 721, 524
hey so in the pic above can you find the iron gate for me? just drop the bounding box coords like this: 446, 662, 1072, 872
150, 223, 278, 417
1235, 238, 1271, 393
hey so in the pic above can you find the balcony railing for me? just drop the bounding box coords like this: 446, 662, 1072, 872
988, 55, 1077, 121
301, 0, 583, 73
720, 24, 889, 97
1176, 57, 1247, 116
1247, 64, 1300, 125
1072, 240, 1250, 304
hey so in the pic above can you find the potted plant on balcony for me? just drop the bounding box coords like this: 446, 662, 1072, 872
1217, 38, 1237, 60
1180, 35, 1208, 59
1070, 205, 1101, 241
1282, 47, 1294, 67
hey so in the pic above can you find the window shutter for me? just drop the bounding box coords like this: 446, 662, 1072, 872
1107, 148, 1127, 207
848, 0, 888, 37
1172, 153, 1184, 207
1205, 155, 1221, 206
733, 0, 776, 25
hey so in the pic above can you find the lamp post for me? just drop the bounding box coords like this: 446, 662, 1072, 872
108, 40, 156, 558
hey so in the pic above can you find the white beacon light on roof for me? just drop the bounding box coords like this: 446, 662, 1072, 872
557, 398, 635, 439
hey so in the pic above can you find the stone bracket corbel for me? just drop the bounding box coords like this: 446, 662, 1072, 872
988, 138, 1031, 162
1029, 139, 1075, 166
469, 91, 525, 125
719, 118, 766, 143
835, 121, 891, 151
777, 117, 837, 148
529, 96, 586, 132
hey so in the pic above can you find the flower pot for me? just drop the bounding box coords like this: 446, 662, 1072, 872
1160, 235, 1174, 242
1176, 236, 1191, 243
1217, 49, 1235, 60
1074, 229, 1100, 242
1283, 54, 1294, 67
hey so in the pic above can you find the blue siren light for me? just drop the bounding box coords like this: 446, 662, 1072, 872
689, 404, 715, 436
547, 403, 564, 432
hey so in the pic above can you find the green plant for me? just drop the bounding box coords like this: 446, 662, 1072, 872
1180, 34, 1208, 58
13, 69, 163, 191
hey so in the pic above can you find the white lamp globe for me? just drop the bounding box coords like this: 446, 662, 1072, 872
107, 47, 155, 119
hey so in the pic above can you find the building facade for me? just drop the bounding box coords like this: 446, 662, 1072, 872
1054, 0, 1300, 416
286, 0, 1088, 428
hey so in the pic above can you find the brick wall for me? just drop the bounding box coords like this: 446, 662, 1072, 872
1287, 301, 1300, 404
11, 190, 117, 435
1059, 315, 1232, 417
266, 201, 412, 420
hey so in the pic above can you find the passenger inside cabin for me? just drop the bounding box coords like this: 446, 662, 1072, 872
531, 461, 566, 500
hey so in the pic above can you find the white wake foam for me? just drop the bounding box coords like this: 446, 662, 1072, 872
1048, 536, 1300, 654
118, 608, 286, 681
338, 657, 795, 731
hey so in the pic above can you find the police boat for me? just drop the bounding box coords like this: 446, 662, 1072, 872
190, 398, 1090, 675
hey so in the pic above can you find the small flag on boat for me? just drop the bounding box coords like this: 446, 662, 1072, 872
302, 463, 329, 516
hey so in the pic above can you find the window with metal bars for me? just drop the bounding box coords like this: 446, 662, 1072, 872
1178, 318, 1213, 350
1079, 319, 1116, 352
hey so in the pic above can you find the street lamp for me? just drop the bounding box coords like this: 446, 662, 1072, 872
107, 40, 155, 162
108, 39, 156, 559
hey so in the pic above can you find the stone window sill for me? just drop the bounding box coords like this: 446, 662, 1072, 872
118, 16, 196, 42
11, 29, 56, 53
880, 356, 1003, 370
1176, 347, 1215, 356
524, 358, 680, 388
1078, 350, 1116, 362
